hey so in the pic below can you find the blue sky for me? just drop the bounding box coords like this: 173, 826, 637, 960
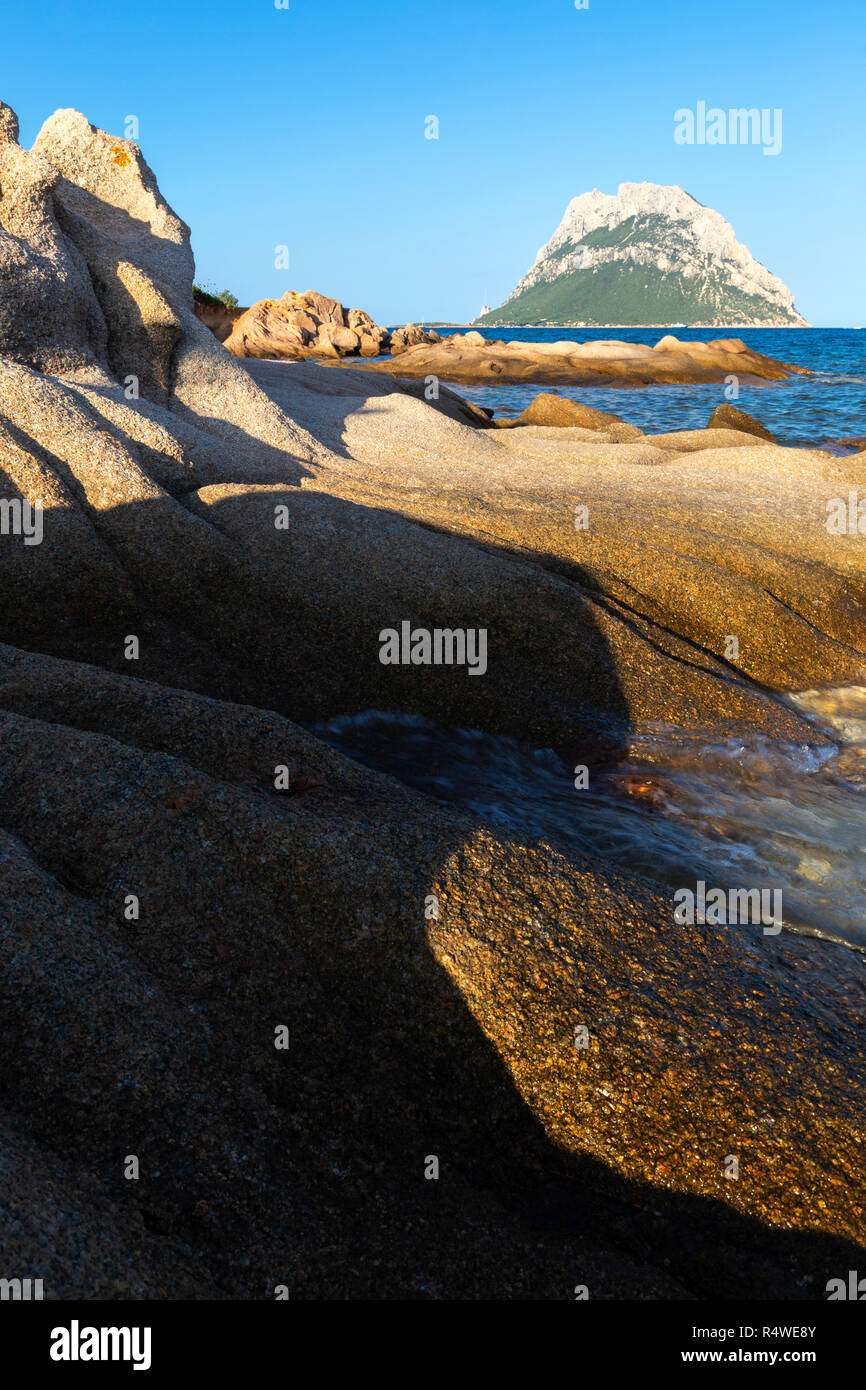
3, 0, 864, 324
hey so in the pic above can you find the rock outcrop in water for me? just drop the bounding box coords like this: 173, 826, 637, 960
477, 182, 808, 327
1, 99, 865, 1299
493, 393, 644, 440
708, 402, 775, 441
346, 330, 808, 387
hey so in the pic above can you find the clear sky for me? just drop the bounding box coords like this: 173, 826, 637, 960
3, 0, 864, 325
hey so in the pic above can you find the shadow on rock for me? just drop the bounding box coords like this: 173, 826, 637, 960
0, 485, 862, 1298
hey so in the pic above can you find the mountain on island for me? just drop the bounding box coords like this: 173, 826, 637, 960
476, 182, 807, 328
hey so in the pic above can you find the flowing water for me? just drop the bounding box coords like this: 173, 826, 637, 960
319, 688, 866, 951
324, 330, 866, 947
417, 326, 866, 448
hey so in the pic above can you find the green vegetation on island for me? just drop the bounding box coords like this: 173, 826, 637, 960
476, 260, 805, 328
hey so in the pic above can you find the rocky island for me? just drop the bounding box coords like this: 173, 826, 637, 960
476, 182, 808, 329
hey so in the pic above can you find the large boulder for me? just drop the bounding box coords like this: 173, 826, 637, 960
31, 108, 189, 403
348, 307, 390, 355
303, 289, 346, 325
222, 289, 388, 361
390, 322, 434, 355
313, 322, 360, 355
347, 307, 375, 332
0, 101, 108, 378
358, 331, 385, 356
27, 106, 324, 471
499, 391, 644, 440
707, 402, 776, 441
221, 297, 314, 358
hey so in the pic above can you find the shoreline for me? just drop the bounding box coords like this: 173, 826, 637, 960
470, 322, 812, 331
417, 321, 818, 331
335, 331, 807, 388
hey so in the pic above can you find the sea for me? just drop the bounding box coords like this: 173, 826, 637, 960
319, 691, 866, 951
321, 327, 866, 949
433, 326, 866, 448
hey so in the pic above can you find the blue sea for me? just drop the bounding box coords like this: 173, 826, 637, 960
320, 689, 866, 951
435, 327, 866, 448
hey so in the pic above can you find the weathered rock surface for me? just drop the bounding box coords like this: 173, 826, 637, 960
708, 402, 775, 441
1, 98, 865, 1300
25, 106, 326, 475
495, 391, 644, 440
221, 288, 392, 361
390, 322, 442, 355
645, 426, 772, 451
0, 105, 108, 378
2, 645, 863, 1300
193, 296, 242, 343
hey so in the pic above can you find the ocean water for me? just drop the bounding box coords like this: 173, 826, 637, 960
319, 690, 866, 950
431, 326, 866, 448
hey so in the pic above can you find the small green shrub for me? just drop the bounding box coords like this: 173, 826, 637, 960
193, 284, 238, 311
